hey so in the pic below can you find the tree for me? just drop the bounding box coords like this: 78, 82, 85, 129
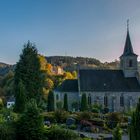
44, 78, 54, 90
64, 72, 73, 79
81, 94, 88, 111
72, 71, 77, 79
47, 91, 54, 111
16, 99, 44, 140
63, 94, 68, 111
0, 98, 3, 109
0, 122, 16, 140
129, 98, 140, 140
14, 80, 26, 113
14, 41, 44, 105
113, 125, 122, 140
1, 71, 14, 97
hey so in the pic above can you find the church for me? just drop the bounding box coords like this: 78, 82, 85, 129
54, 25, 140, 112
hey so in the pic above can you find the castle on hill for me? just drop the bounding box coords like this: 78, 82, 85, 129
54, 24, 140, 112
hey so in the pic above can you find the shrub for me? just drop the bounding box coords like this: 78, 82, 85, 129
113, 125, 122, 140
69, 124, 77, 130
106, 112, 121, 129
54, 110, 69, 123
80, 120, 93, 127
43, 112, 56, 123
89, 118, 104, 127
44, 125, 80, 140
77, 112, 91, 121
0, 122, 16, 140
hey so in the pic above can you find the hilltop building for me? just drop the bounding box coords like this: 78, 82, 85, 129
54, 25, 140, 112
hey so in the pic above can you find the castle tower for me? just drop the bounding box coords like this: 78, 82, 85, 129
120, 20, 138, 77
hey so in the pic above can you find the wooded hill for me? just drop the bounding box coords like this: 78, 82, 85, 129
0, 55, 121, 76
0, 63, 14, 76
46, 56, 119, 71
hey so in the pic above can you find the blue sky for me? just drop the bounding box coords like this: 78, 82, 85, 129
0, 0, 140, 64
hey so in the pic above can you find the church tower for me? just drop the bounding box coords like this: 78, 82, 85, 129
120, 20, 138, 77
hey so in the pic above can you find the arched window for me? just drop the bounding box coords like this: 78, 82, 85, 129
128, 96, 133, 109
104, 95, 108, 107
56, 94, 59, 100
120, 94, 124, 107
111, 96, 115, 112
129, 60, 133, 67
88, 94, 92, 105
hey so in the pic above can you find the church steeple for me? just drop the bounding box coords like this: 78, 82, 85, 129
122, 20, 137, 57
120, 20, 138, 77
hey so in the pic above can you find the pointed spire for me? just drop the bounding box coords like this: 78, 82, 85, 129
122, 20, 137, 56
127, 19, 129, 32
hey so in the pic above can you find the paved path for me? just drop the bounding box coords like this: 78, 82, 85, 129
74, 131, 129, 140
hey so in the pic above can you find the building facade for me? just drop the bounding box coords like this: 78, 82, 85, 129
54, 27, 140, 112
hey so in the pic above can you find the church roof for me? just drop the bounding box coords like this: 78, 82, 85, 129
121, 30, 137, 57
79, 69, 140, 92
56, 79, 78, 92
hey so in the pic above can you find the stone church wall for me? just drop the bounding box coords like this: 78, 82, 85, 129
54, 91, 140, 112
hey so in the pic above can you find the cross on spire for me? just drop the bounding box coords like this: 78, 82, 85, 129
127, 19, 129, 32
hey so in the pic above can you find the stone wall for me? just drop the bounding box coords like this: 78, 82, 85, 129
81, 91, 140, 112
54, 91, 140, 112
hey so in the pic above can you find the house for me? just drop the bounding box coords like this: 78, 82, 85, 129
51, 66, 64, 75
7, 97, 15, 108
54, 25, 140, 112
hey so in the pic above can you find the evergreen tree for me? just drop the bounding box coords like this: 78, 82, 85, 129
14, 80, 26, 113
81, 93, 88, 111
16, 99, 44, 140
113, 125, 122, 140
14, 41, 44, 105
47, 90, 54, 111
129, 98, 140, 140
63, 93, 68, 111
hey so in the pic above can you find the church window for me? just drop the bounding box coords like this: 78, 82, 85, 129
104, 95, 108, 107
120, 94, 124, 107
128, 96, 132, 109
129, 60, 133, 67
88, 94, 92, 105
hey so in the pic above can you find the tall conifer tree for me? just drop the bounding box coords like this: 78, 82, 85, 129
16, 99, 44, 140
81, 93, 88, 111
14, 41, 44, 105
47, 90, 55, 111
129, 98, 140, 140
14, 80, 26, 113
63, 93, 68, 111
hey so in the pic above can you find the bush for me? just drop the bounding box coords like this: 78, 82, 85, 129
43, 112, 56, 123
0, 122, 16, 140
69, 124, 77, 130
89, 118, 104, 127
77, 112, 91, 121
44, 125, 80, 140
106, 112, 121, 129
0, 108, 19, 122
54, 110, 69, 123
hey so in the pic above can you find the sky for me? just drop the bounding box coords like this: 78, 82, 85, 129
0, 0, 140, 64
